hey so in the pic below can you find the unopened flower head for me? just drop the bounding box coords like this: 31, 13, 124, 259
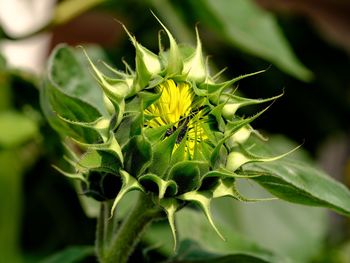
52, 15, 287, 248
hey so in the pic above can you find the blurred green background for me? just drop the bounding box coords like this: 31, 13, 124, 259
0, 0, 349, 262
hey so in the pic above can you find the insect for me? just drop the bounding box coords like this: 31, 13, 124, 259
165, 105, 207, 143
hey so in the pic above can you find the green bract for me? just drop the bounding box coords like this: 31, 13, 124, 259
42, 17, 299, 248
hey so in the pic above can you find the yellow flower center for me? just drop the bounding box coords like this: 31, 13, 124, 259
144, 79, 207, 156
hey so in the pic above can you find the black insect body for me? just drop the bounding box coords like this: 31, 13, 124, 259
176, 117, 190, 144
165, 106, 206, 144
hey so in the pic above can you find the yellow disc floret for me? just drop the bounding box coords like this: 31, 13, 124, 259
144, 79, 208, 156
145, 79, 193, 126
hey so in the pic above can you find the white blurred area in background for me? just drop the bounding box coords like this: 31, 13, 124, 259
0, 0, 56, 74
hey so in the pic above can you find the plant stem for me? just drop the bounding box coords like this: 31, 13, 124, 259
102, 193, 163, 263
95, 201, 109, 261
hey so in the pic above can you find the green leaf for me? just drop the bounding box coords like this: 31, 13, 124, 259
56, 115, 111, 141
40, 246, 94, 263
48, 45, 107, 114
144, 208, 289, 263
40, 44, 107, 142
0, 111, 38, 148
172, 239, 270, 263
47, 81, 102, 141
212, 194, 326, 263
176, 209, 289, 263
191, 0, 313, 81
243, 136, 350, 215
249, 161, 350, 215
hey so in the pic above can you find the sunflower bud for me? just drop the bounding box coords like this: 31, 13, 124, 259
44, 15, 290, 249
